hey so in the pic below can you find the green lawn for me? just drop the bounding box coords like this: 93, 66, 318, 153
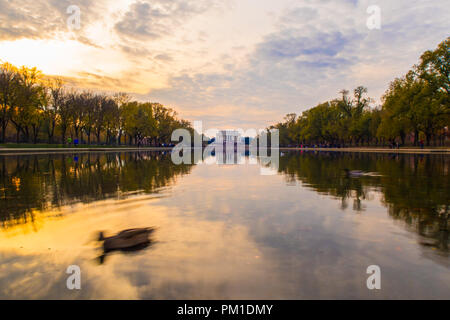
0, 143, 127, 149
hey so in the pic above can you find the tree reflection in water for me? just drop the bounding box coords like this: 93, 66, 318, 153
277, 151, 449, 256
1, 150, 448, 259
0, 152, 193, 230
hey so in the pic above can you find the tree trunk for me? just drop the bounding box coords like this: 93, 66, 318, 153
426, 133, 431, 146
1, 120, 7, 143
47, 120, 55, 144
33, 126, 39, 144
74, 126, 79, 140
16, 126, 21, 143
414, 130, 419, 146
25, 126, 30, 143
61, 126, 67, 145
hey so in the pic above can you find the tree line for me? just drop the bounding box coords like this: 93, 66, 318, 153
269, 37, 449, 147
0, 64, 193, 145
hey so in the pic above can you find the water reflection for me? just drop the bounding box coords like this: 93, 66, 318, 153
0, 151, 449, 299
0, 152, 193, 231
278, 151, 449, 257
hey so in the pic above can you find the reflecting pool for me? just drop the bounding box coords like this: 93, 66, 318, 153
0, 151, 448, 299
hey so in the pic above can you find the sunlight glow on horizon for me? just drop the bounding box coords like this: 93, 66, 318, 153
0, 38, 169, 94
0, 39, 87, 75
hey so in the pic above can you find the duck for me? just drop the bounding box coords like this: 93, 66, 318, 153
99, 227, 155, 252
344, 168, 365, 177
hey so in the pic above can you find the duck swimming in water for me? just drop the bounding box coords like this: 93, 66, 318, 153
99, 228, 154, 251
344, 168, 365, 177
97, 228, 155, 264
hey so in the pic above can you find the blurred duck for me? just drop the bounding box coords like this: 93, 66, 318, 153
344, 169, 365, 177
99, 228, 154, 252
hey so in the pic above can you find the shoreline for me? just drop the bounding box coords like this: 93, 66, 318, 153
279, 147, 450, 155
0, 147, 173, 156
0, 146, 449, 156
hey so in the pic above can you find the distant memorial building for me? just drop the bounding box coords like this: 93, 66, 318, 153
216, 130, 242, 147
215, 130, 243, 165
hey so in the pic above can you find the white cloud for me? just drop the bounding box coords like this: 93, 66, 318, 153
0, 0, 449, 129
147, 0, 450, 128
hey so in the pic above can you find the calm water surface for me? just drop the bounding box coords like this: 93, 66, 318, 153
0, 151, 448, 299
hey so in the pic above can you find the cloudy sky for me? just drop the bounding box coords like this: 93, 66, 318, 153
0, 0, 448, 130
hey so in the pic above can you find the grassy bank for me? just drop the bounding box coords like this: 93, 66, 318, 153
0, 143, 140, 149
280, 147, 450, 154
0, 144, 448, 156
0, 145, 173, 156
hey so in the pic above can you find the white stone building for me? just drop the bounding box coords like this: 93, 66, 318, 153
216, 130, 242, 145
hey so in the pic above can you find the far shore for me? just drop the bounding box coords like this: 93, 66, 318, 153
0, 146, 173, 156
279, 147, 450, 155
0, 145, 449, 156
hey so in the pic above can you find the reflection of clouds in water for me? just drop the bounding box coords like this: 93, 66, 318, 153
153, 162, 450, 298
0, 152, 449, 299
113, 221, 281, 299
0, 250, 140, 299
0, 198, 284, 299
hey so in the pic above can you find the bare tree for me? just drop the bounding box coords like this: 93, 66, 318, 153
0, 63, 18, 143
